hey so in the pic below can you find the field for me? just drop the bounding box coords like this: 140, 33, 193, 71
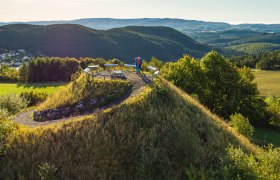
253, 127, 280, 147
253, 70, 280, 97
0, 82, 67, 95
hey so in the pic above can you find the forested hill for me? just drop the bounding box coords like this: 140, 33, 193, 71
0, 24, 212, 61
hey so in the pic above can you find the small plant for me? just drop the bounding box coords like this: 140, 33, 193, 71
0, 94, 29, 114
0, 108, 12, 121
230, 113, 254, 138
0, 119, 18, 155
20, 91, 48, 106
38, 162, 58, 180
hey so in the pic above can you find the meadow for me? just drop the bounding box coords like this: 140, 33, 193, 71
0, 82, 67, 95
253, 127, 280, 147
253, 70, 280, 97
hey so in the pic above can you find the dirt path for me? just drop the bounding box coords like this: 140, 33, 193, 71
13, 71, 152, 127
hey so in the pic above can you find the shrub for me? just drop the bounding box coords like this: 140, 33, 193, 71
0, 108, 12, 121
0, 119, 18, 155
0, 94, 29, 114
226, 145, 280, 179
38, 162, 58, 180
230, 114, 254, 138
20, 91, 48, 106
0, 65, 20, 82
265, 96, 280, 128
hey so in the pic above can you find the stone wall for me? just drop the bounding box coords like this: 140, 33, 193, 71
33, 97, 105, 122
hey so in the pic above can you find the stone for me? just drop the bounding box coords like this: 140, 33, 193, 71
75, 103, 84, 109
89, 98, 98, 105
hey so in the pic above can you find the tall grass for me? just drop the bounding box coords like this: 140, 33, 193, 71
1, 79, 260, 179
37, 74, 132, 111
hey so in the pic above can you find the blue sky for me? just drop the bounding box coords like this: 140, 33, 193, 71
0, 0, 279, 24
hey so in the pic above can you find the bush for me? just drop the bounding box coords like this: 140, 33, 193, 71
265, 96, 280, 128
20, 91, 48, 106
0, 65, 20, 82
0, 94, 29, 114
226, 145, 280, 179
230, 114, 254, 138
38, 162, 58, 180
0, 108, 12, 121
0, 119, 18, 155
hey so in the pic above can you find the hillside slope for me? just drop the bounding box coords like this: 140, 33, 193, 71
192, 30, 280, 54
2, 79, 256, 179
0, 24, 212, 61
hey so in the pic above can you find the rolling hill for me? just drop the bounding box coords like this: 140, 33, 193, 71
1, 18, 280, 34
1, 79, 257, 179
191, 30, 280, 54
0, 24, 213, 61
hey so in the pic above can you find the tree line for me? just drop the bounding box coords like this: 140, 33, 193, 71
161, 51, 271, 127
2, 56, 162, 83
230, 50, 280, 70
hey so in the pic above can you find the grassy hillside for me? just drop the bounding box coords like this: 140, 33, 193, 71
227, 43, 280, 54
254, 70, 280, 96
191, 30, 280, 54
0, 82, 67, 95
1, 79, 256, 179
37, 74, 132, 111
0, 24, 212, 61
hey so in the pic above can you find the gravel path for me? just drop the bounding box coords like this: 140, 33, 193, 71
13, 71, 152, 127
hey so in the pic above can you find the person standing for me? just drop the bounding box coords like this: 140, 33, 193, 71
134, 57, 142, 74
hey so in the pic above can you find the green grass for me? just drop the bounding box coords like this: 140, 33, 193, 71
0, 82, 67, 95
2, 79, 257, 179
253, 70, 280, 97
227, 43, 280, 54
253, 127, 280, 147
37, 75, 132, 111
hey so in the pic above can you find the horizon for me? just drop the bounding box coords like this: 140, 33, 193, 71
1, 0, 279, 24
1, 17, 280, 26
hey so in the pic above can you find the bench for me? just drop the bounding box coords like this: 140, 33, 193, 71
84, 65, 100, 76
147, 66, 159, 80
110, 70, 126, 79
124, 64, 136, 72
124, 64, 136, 68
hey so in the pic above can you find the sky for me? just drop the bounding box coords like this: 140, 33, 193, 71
0, 0, 279, 24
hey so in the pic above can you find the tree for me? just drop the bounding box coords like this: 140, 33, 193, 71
200, 51, 241, 117
265, 96, 280, 128
149, 57, 163, 69
162, 51, 263, 124
229, 113, 254, 138
162, 55, 204, 96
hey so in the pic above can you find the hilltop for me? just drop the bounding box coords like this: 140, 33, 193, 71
2, 78, 258, 179
0, 24, 212, 61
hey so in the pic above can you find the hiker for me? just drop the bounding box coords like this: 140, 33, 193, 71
134, 57, 143, 74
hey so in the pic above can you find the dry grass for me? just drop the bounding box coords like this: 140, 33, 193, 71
37, 74, 132, 111
253, 70, 280, 97
1, 78, 258, 179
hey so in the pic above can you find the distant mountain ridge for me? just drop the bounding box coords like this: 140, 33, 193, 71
0, 24, 214, 61
1, 18, 280, 34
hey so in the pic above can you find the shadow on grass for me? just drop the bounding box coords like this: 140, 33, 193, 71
16, 82, 67, 89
